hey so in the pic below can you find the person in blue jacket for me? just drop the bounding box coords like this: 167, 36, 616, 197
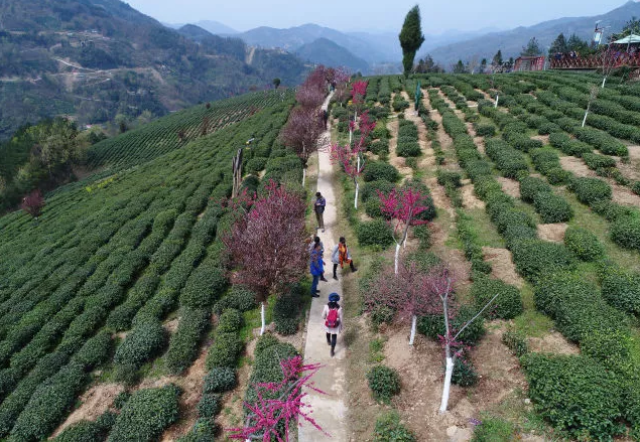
310, 242, 324, 298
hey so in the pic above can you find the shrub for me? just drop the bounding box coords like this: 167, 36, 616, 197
418, 305, 485, 346
564, 227, 604, 261
474, 123, 496, 137
205, 332, 243, 369
179, 263, 228, 308
178, 418, 216, 442
217, 309, 243, 334
166, 308, 210, 375
522, 353, 623, 440
569, 177, 612, 205
246, 158, 267, 174
370, 139, 390, 156
582, 152, 616, 170
363, 161, 400, 183
114, 320, 167, 371
533, 192, 574, 223
437, 171, 462, 188
610, 215, 640, 251
452, 357, 478, 387
510, 240, 574, 283
197, 393, 221, 418
366, 365, 401, 403
519, 177, 551, 203
472, 417, 516, 442
72, 331, 113, 370
632, 181, 640, 196
471, 277, 523, 320
274, 284, 302, 336
372, 411, 416, 442
107, 385, 181, 442
53, 411, 116, 442
357, 219, 393, 248
502, 328, 528, 357
601, 268, 640, 316
397, 141, 421, 157
538, 122, 561, 135
203, 367, 237, 393
365, 198, 383, 218
361, 180, 396, 203
213, 285, 257, 315
546, 167, 572, 185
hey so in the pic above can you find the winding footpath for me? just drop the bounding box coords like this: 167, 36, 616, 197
298, 92, 348, 442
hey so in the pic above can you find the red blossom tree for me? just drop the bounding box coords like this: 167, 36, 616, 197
21, 189, 45, 220
330, 111, 375, 209
364, 259, 443, 346
377, 186, 430, 274
348, 80, 368, 144
227, 356, 327, 441
222, 181, 308, 335
280, 106, 323, 186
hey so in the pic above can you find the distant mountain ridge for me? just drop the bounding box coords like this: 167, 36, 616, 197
0, 0, 307, 139
165, 20, 238, 35
425, 1, 640, 69
295, 38, 370, 73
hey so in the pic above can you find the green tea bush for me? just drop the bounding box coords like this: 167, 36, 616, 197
510, 240, 575, 283
203, 367, 237, 393
114, 320, 167, 371
372, 411, 416, 442
473, 123, 496, 137
197, 393, 221, 418
366, 365, 401, 403
177, 418, 216, 442
71, 331, 113, 370
538, 122, 561, 135
107, 385, 181, 442
533, 192, 574, 223
217, 309, 243, 334
418, 305, 485, 346
632, 181, 640, 196
179, 262, 228, 308
601, 268, 640, 316
452, 357, 478, 387
246, 158, 267, 174
370, 139, 390, 156
205, 332, 243, 369
397, 141, 422, 157
485, 139, 528, 178
245, 339, 298, 407
569, 177, 612, 205
363, 161, 400, 183
546, 167, 572, 185
361, 180, 395, 203
53, 411, 116, 442
519, 177, 551, 203
564, 226, 604, 261
357, 219, 393, 248
437, 170, 462, 188
471, 277, 523, 320
274, 284, 302, 335
522, 353, 624, 440
502, 328, 528, 357
213, 285, 257, 315
365, 198, 383, 218
372, 122, 391, 139
610, 215, 640, 251
166, 308, 210, 374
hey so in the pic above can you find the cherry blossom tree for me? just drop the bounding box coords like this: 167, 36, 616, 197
227, 356, 327, 441
425, 267, 500, 413
378, 187, 430, 274
21, 189, 45, 220
222, 181, 308, 335
280, 106, 323, 186
295, 86, 325, 110
349, 80, 368, 144
330, 111, 375, 209
364, 259, 442, 346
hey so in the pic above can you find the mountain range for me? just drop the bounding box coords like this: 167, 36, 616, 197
0, 0, 307, 140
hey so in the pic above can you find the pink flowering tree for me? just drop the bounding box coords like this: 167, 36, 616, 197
222, 181, 308, 335
349, 80, 368, 144
330, 111, 375, 209
377, 187, 430, 275
21, 189, 45, 220
425, 267, 500, 413
227, 356, 327, 441
364, 259, 443, 346
280, 106, 323, 186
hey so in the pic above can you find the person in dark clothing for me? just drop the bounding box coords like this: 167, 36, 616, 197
314, 192, 326, 232
308, 236, 328, 282
310, 242, 324, 298
322, 110, 329, 129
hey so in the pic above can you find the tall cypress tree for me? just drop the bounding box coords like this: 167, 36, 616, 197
399, 5, 425, 77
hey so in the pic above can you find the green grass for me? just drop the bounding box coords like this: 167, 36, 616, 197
461, 208, 505, 248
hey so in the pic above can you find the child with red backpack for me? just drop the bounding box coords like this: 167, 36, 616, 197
323, 293, 343, 357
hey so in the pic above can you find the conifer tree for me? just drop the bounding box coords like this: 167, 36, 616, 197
399, 5, 425, 77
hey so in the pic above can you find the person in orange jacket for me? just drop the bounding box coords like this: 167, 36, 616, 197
330, 237, 357, 280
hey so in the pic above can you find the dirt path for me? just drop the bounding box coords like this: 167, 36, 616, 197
299, 92, 348, 442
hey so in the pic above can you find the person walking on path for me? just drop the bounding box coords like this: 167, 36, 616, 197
310, 242, 324, 298
331, 237, 357, 280
309, 236, 328, 282
315, 192, 326, 232
323, 293, 343, 357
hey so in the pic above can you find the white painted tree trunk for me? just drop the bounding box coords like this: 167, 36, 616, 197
582, 110, 589, 128
494, 94, 499, 108
260, 302, 266, 336
302, 168, 306, 187
354, 181, 359, 209
439, 356, 455, 413
602, 76, 607, 88
409, 315, 417, 346
394, 243, 401, 275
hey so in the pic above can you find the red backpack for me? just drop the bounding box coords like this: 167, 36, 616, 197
325, 308, 340, 328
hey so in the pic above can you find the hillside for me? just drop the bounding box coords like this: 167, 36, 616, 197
167, 20, 239, 35
0, 0, 308, 139
295, 38, 370, 74
426, 1, 640, 68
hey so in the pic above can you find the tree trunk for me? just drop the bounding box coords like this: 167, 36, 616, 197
582, 110, 589, 128
439, 355, 455, 413
601, 76, 607, 89
302, 168, 306, 187
494, 94, 499, 108
409, 315, 417, 346
394, 243, 401, 275
260, 302, 266, 336
354, 180, 359, 210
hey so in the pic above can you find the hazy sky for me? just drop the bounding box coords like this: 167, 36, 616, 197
126, 0, 629, 33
